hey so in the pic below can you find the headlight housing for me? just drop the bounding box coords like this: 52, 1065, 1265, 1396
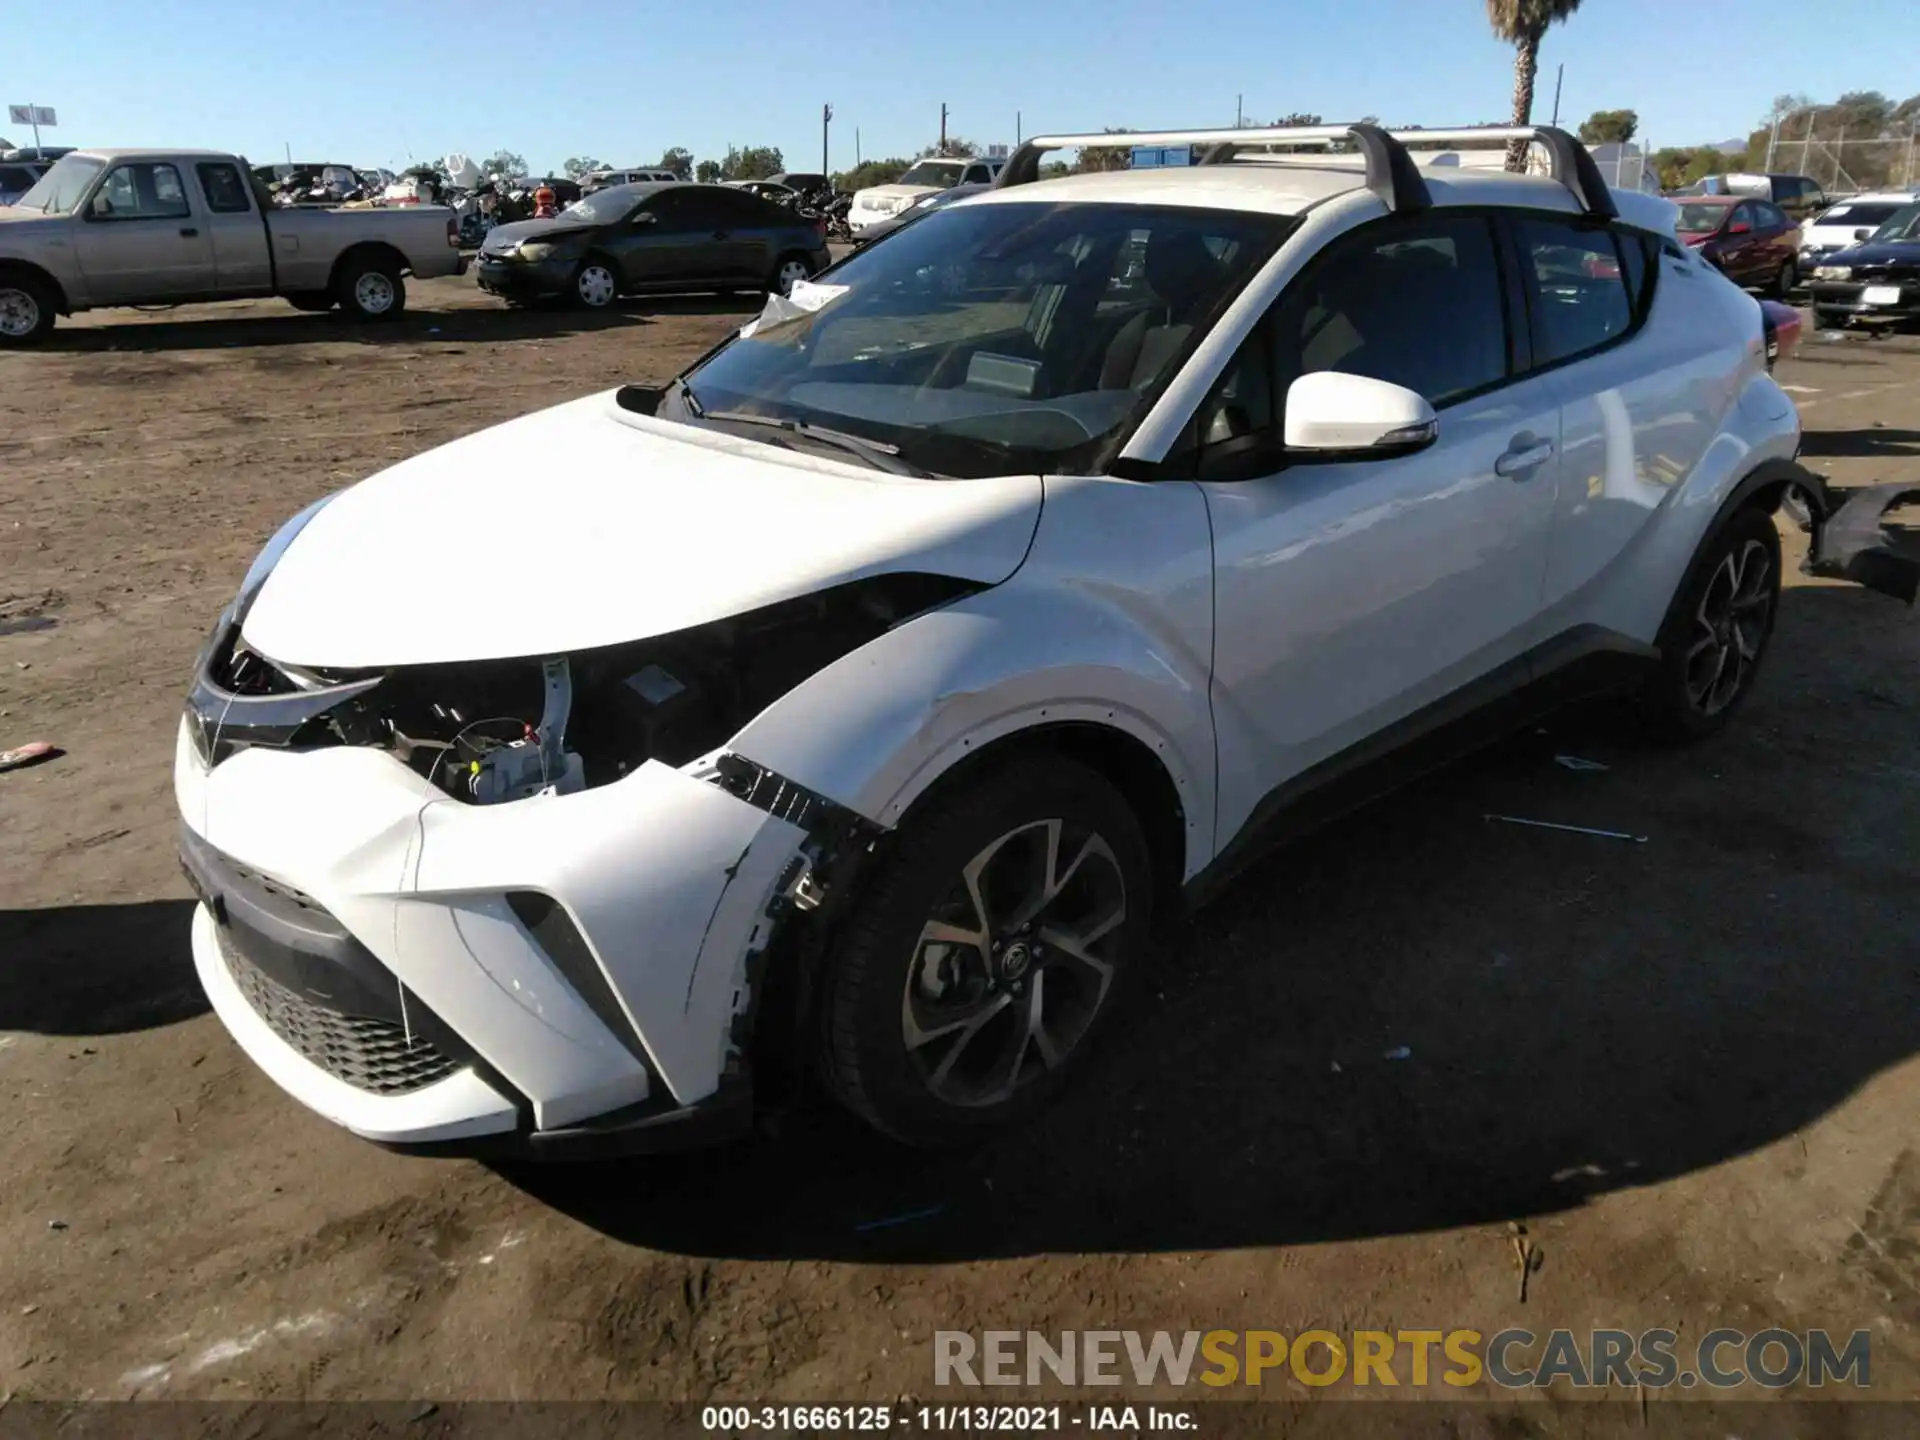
516, 241, 558, 262
1815, 265, 1851, 280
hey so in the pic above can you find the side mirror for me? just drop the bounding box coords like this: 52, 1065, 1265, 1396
1284, 372, 1436, 456
90, 194, 114, 217
1854, 228, 1871, 241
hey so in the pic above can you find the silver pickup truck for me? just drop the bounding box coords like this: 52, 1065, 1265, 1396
0, 148, 466, 345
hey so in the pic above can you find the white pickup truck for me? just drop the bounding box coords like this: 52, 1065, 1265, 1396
0, 148, 467, 345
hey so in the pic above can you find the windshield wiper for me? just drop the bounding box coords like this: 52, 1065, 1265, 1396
697, 410, 934, 477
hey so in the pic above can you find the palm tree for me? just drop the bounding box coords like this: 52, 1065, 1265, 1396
1485, 0, 1584, 171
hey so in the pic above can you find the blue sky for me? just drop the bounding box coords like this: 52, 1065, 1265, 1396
15, 0, 1915, 175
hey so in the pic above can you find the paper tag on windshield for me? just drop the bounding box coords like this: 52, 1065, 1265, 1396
738, 280, 850, 338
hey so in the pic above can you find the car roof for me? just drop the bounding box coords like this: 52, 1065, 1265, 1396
1677, 195, 1739, 206
960, 160, 1681, 235
73, 148, 239, 162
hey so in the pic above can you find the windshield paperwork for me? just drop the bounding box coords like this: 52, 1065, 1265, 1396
677, 201, 1294, 479
1867, 204, 1920, 243
562, 184, 650, 222
11, 154, 102, 214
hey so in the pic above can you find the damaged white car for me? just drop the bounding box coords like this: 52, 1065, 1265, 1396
176, 125, 1918, 1156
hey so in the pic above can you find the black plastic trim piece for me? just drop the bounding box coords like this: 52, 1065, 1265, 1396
505, 891, 655, 1067
1185, 625, 1660, 910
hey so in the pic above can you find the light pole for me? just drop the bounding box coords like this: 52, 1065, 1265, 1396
822, 103, 833, 177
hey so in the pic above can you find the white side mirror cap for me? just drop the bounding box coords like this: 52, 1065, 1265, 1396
1284, 371, 1438, 454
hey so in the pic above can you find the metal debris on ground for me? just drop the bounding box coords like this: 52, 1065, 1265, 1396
1552, 754, 1610, 772
1484, 813, 1647, 844
1508, 1222, 1543, 1302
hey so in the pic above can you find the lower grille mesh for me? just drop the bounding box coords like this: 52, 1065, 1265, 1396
222, 937, 461, 1096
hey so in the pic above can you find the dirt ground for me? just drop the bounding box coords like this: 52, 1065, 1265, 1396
1, 280, 1917, 1424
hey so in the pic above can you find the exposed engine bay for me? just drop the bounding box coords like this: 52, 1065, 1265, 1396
192, 573, 980, 803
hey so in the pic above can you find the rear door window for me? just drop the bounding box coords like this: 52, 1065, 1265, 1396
196, 162, 253, 214
1511, 216, 1634, 367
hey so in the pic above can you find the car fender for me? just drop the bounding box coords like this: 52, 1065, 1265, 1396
727, 474, 1219, 879
1546, 368, 1803, 647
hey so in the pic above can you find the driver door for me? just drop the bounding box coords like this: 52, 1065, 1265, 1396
609, 188, 719, 289
1190, 213, 1560, 847
73, 160, 215, 303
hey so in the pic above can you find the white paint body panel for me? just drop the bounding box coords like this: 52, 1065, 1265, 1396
242, 392, 1042, 668
175, 720, 805, 1129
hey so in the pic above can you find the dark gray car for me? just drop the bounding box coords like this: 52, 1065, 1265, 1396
474, 181, 831, 308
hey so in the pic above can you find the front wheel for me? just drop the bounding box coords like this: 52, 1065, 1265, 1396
573, 259, 618, 309
336, 257, 406, 321
1640, 506, 1782, 741
819, 756, 1154, 1147
0, 273, 57, 347
1772, 259, 1797, 298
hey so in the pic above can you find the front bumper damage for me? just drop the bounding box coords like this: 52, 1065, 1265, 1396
176, 721, 816, 1156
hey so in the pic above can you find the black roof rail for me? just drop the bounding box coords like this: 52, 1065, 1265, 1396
991, 122, 1617, 220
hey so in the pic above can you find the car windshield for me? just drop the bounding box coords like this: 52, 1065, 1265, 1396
897, 161, 967, 190
563, 185, 646, 221
12, 154, 103, 214
1676, 203, 1731, 234
1816, 201, 1904, 229
1867, 204, 1920, 242
680, 200, 1295, 479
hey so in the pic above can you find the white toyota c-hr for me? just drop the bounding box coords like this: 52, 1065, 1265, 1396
176, 125, 1915, 1157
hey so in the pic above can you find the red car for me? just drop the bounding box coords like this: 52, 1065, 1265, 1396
1674, 196, 1802, 295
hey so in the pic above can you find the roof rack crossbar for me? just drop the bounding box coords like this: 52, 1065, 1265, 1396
992, 122, 1616, 221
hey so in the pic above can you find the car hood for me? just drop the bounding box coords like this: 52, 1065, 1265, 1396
480, 216, 596, 251
1821, 241, 1920, 269
241, 392, 1044, 669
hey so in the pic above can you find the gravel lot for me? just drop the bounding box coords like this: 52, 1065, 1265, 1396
2, 281, 1917, 1422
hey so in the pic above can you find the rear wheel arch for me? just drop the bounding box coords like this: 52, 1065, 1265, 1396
328, 241, 410, 292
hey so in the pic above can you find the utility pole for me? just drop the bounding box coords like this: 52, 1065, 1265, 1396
940, 103, 949, 154
1549, 64, 1563, 127
1236, 94, 1243, 128
1016, 110, 1022, 144
822, 102, 833, 176
856, 128, 862, 166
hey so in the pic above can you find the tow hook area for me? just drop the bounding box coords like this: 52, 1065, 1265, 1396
1796, 479, 1920, 604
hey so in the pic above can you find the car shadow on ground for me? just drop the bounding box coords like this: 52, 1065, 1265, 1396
38, 293, 757, 355
1799, 427, 1920, 460
504, 584, 1920, 1261
1, 899, 207, 1035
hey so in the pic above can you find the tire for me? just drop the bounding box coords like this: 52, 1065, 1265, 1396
1813, 308, 1845, 331
336, 255, 406, 321
769, 252, 813, 297
0, 271, 57, 347
572, 258, 619, 309
819, 755, 1154, 1147
285, 293, 335, 313
1640, 505, 1782, 742
1772, 259, 1796, 298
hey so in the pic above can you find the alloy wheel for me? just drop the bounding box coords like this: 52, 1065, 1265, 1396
577, 264, 616, 307
901, 817, 1127, 1108
0, 286, 39, 337
1683, 538, 1774, 716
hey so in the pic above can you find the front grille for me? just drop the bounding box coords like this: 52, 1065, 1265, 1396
221, 935, 462, 1096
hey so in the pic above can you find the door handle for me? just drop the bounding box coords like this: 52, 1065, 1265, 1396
179, 226, 199, 237
1495, 438, 1555, 477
